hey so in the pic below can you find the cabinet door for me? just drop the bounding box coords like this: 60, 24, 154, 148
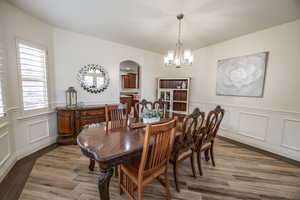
122, 75, 129, 88
57, 111, 75, 135
129, 74, 136, 88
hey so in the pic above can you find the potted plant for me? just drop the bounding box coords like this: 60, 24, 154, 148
140, 109, 163, 124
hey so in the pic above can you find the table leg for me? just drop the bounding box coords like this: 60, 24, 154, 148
89, 159, 95, 171
98, 167, 114, 200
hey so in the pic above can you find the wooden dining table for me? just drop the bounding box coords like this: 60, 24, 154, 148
77, 119, 182, 200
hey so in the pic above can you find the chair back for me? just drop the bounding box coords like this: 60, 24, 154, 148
196, 105, 224, 148
105, 103, 128, 130
152, 99, 167, 118
138, 118, 177, 178
173, 108, 205, 156
134, 99, 153, 117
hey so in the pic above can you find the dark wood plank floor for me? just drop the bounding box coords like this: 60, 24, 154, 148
16, 139, 300, 200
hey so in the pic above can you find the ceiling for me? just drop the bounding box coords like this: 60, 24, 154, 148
7, 0, 300, 54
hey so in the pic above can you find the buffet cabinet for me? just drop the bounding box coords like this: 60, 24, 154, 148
56, 106, 106, 144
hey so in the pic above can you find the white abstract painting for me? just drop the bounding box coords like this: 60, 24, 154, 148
216, 52, 268, 97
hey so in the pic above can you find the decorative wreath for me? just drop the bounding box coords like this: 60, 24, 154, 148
77, 64, 110, 94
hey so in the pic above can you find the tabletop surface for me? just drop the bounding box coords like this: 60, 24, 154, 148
77, 126, 146, 163
77, 122, 182, 164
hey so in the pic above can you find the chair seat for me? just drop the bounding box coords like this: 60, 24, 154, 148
171, 148, 193, 162
121, 160, 167, 186
200, 142, 212, 151
178, 149, 193, 161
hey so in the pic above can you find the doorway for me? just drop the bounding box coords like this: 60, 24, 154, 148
119, 60, 140, 116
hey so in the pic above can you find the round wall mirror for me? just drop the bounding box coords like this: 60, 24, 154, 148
77, 64, 110, 93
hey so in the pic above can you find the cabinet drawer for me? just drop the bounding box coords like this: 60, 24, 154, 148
80, 118, 105, 127
81, 109, 105, 116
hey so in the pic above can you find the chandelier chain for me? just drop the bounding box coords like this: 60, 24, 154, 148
178, 17, 182, 44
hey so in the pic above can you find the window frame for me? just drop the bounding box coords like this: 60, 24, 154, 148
16, 38, 50, 114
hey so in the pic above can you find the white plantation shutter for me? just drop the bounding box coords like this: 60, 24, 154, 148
17, 41, 49, 111
0, 45, 5, 117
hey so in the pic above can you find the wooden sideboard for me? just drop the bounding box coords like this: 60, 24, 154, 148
56, 105, 106, 144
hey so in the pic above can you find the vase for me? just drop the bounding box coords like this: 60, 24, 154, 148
143, 117, 160, 124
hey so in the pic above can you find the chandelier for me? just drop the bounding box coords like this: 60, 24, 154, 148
164, 14, 193, 68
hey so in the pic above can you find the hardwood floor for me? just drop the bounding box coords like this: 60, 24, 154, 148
0, 144, 57, 200
6, 139, 300, 200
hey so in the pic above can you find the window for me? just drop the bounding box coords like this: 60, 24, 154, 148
0, 45, 5, 117
17, 41, 49, 111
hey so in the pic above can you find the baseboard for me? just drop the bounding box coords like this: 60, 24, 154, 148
0, 154, 17, 183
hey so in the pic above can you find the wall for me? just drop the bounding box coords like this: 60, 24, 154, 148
0, 3, 15, 182
0, 1, 57, 181
170, 20, 300, 161
53, 28, 166, 106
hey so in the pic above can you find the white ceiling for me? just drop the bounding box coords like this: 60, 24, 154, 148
7, 0, 300, 54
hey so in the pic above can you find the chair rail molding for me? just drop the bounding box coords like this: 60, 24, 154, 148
189, 101, 300, 115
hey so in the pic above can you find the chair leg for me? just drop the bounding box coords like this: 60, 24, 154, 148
89, 159, 95, 171
190, 153, 196, 178
114, 166, 119, 177
164, 170, 171, 200
172, 161, 180, 192
197, 151, 203, 176
204, 149, 210, 162
210, 145, 216, 167
119, 167, 123, 195
137, 186, 144, 200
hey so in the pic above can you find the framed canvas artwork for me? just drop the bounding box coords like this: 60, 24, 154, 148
216, 52, 268, 97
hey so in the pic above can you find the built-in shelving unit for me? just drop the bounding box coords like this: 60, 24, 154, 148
157, 77, 190, 115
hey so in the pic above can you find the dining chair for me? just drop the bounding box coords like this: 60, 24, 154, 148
89, 103, 128, 171
105, 103, 129, 130
119, 118, 177, 200
194, 105, 224, 176
170, 108, 205, 192
152, 98, 168, 118
134, 99, 153, 118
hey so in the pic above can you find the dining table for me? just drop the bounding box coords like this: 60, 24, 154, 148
77, 118, 182, 200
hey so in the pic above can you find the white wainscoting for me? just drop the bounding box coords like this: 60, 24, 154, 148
238, 112, 269, 142
281, 119, 300, 151
28, 119, 50, 144
0, 120, 17, 182
13, 109, 57, 160
0, 131, 10, 167
189, 101, 300, 162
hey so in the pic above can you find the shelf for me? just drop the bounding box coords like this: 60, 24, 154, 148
172, 110, 188, 114
157, 77, 190, 115
158, 88, 188, 91
173, 100, 187, 103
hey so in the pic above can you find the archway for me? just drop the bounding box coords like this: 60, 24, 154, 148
119, 60, 141, 116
